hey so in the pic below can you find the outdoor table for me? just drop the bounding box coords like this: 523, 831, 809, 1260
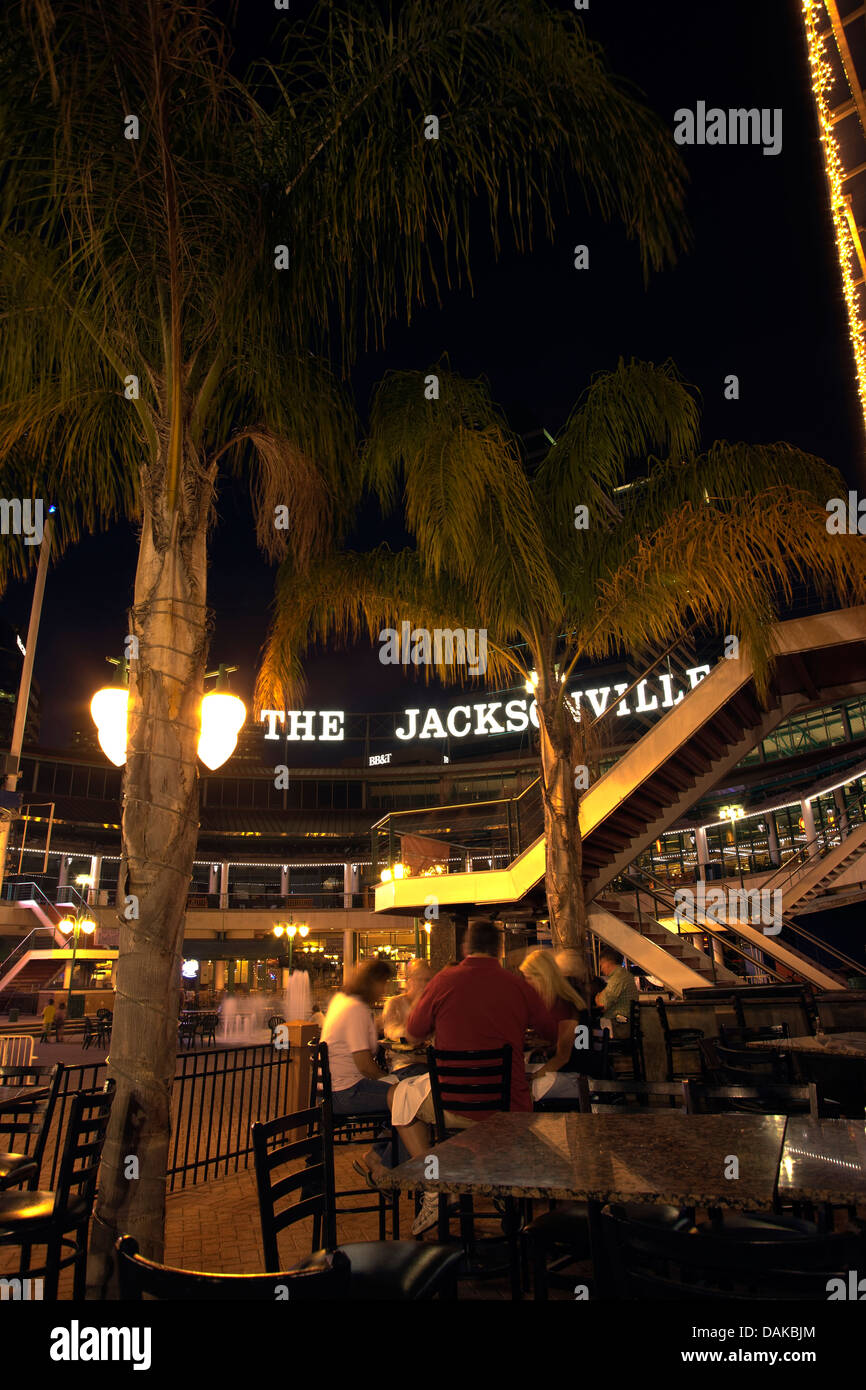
747, 1033, 866, 1117
376, 1110, 787, 1209
778, 1117, 866, 1207
0, 1085, 48, 1113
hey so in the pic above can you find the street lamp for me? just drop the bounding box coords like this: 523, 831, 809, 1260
57, 913, 96, 1012
90, 659, 246, 770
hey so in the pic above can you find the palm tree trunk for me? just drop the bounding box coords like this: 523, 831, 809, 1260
537, 698, 590, 996
87, 456, 212, 1295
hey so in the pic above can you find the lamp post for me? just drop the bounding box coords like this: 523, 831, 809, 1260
57, 912, 96, 1014
273, 918, 308, 976
0, 509, 54, 896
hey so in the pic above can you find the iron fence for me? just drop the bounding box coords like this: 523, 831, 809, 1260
34, 1042, 293, 1193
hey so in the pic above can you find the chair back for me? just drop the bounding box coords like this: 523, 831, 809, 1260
0, 1062, 63, 1186
600, 1207, 866, 1299
655, 997, 671, 1038
713, 1041, 793, 1084
96, 1008, 113, 1022
719, 1023, 790, 1048
251, 1103, 337, 1270
683, 1078, 824, 1120
0, 1035, 35, 1067
308, 1039, 334, 1107
426, 1045, 511, 1143
116, 1234, 350, 1300
577, 1076, 689, 1112
53, 1080, 115, 1218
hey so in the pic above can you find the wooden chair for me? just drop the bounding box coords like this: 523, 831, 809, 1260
0, 1063, 64, 1190
116, 1235, 351, 1300
600, 1205, 866, 1299
0, 1080, 114, 1298
251, 1105, 462, 1300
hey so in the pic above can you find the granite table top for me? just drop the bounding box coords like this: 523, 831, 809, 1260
376, 1111, 786, 1209
746, 1032, 866, 1058
778, 1118, 866, 1205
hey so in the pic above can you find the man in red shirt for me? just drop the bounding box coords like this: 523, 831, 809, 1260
406, 918, 558, 1116
390, 919, 556, 1233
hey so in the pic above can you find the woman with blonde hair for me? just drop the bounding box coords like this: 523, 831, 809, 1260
520, 949, 591, 1101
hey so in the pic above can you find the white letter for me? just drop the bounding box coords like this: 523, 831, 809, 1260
260, 710, 285, 740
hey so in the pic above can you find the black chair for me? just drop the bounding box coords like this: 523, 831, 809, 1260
116, 1234, 352, 1300
96, 1009, 113, 1047
533, 1028, 611, 1112
719, 1022, 790, 1048
577, 1075, 690, 1112
0, 1064, 64, 1190
197, 1013, 217, 1048
81, 1017, 96, 1050
0, 1080, 114, 1299
712, 1039, 795, 1085
178, 1015, 198, 1050
308, 1041, 398, 1239
251, 1105, 462, 1300
606, 1000, 646, 1080
425, 1044, 521, 1293
683, 1078, 831, 1120
656, 997, 704, 1081
600, 1205, 866, 1299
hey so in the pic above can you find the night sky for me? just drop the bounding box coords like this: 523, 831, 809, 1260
1, 0, 860, 749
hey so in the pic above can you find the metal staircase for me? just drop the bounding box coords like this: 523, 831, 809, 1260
374, 605, 866, 994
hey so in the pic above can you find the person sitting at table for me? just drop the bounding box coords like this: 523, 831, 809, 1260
595, 948, 638, 1038
320, 959, 396, 1118
519, 950, 590, 1099
380, 918, 558, 1235
381, 958, 433, 1042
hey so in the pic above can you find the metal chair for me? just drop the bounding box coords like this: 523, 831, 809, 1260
0, 1035, 35, 1067
0, 1063, 64, 1190
606, 1000, 646, 1080
96, 1009, 113, 1047
251, 1105, 462, 1300
308, 1040, 398, 1239
0, 1079, 114, 1299
656, 997, 704, 1081
116, 1235, 351, 1300
600, 1205, 866, 1299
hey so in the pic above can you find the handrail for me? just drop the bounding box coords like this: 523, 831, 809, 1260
0, 926, 61, 987
622, 868, 860, 981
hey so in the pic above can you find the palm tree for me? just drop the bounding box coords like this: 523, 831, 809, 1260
0, 0, 690, 1280
258, 360, 866, 995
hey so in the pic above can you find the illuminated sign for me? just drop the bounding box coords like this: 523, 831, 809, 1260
368, 753, 392, 766
261, 665, 712, 745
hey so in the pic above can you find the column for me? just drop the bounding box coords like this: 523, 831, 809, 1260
57, 855, 68, 890
766, 812, 781, 868
214, 960, 226, 993
833, 787, 850, 839
800, 799, 819, 858
280, 865, 290, 900
88, 854, 102, 906
219, 861, 229, 909
342, 928, 355, 982
208, 863, 219, 895
694, 826, 709, 881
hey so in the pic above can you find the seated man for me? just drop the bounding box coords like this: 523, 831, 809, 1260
381, 958, 433, 1042
394, 918, 557, 1234
595, 947, 639, 1039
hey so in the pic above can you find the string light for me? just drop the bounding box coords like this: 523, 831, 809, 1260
801, 2, 866, 430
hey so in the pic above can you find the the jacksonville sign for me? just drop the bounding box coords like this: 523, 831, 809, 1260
260, 663, 713, 744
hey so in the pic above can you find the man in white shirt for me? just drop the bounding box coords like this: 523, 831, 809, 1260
381, 958, 433, 1042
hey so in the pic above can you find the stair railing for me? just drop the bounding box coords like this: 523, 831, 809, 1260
0, 926, 61, 990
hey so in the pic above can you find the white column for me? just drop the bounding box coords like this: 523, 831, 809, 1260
88, 854, 102, 906
834, 787, 850, 839
694, 826, 709, 880
208, 863, 219, 895
766, 812, 781, 867
343, 862, 354, 909
342, 928, 354, 982
281, 865, 290, 899
219, 861, 229, 909
800, 799, 819, 858
57, 855, 68, 890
